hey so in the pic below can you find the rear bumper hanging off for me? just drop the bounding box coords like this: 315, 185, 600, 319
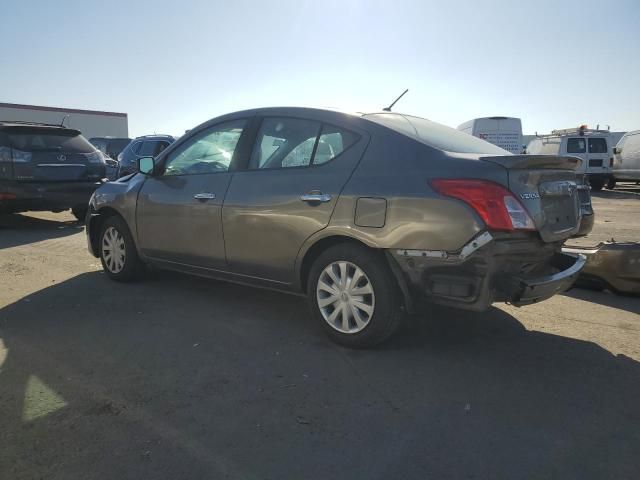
389, 232, 586, 311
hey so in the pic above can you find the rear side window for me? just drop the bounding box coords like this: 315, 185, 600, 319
313, 125, 359, 165
588, 138, 607, 153
250, 118, 321, 169
249, 118, 358, 169
567, 138, 586, 153
6, 128, 95, 153
364, 114, 509, 155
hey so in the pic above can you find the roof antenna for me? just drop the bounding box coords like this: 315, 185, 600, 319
383, 89, 409, 112
60, 114, 70, 127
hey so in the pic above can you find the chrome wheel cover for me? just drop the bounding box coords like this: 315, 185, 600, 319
316, 261, 375, 334
102, 226, 126, 274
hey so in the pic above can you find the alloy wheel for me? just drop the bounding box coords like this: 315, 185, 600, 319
316, 261, 375, 334
102, 226, 126, 274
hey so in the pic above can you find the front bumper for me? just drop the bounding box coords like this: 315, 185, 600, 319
0, 180, 104, 213
390, 232, 586, 311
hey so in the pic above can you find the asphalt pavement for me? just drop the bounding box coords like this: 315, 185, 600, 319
1, 186, 639, 480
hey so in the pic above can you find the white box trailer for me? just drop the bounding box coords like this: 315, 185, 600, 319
0, 102, 128, 139
457, 116, 523, 154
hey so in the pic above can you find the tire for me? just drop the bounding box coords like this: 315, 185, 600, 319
589, 177, 605, 191
71, 205, 88, 222
98, 215, 144, 282
307, 243, 403, 348
606, 178, 616, 190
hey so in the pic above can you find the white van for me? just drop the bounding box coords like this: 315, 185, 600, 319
612, 130, 640, 186
457, 117, 523, 154
526, 126, 613, 191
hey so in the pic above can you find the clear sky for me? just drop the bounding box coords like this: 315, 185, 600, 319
1, 0, 639, 137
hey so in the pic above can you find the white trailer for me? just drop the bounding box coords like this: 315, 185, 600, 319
457, 116, 523, 154
0, 102, 128, 139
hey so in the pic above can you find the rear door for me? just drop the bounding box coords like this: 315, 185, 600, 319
136, 119, 247, 268
222, 116, 367, 283
6, 127, 103, 182
586, 136, 610, 173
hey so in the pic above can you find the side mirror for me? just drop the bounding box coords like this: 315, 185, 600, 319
613, 147, 621, 155
138, 156, 155, 175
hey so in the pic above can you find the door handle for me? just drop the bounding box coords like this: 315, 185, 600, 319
300, 193, 332, 203
194, 192, 216, 200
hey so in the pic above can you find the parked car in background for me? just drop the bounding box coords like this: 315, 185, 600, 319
89, 136, 131, 160
457, 116, 523, 154
116, 134, 175, 177
86, 107, 588, 347
611, 130, 640, 187
526, 125, 613, 191
0, 121, 105, 220
100, 151, 120, 181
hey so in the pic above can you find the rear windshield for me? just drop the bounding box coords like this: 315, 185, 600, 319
364, 113, 510, 155
588, 137, 607, 153
6, 127, 95, 153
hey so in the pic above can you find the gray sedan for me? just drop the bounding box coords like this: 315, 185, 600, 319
86, 107, 587, 347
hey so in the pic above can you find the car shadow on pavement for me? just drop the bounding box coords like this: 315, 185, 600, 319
564, 287, 640, 314
1, 271, 639, 480
0, 213, 83, 250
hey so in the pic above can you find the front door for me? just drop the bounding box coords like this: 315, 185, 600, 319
222, 116, 368, 283
136, 119, 247, 268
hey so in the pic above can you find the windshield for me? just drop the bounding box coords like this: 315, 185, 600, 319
364, 113, 510, 155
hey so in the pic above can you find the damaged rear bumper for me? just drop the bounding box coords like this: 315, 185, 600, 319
389, 232, 586, 312
497, 252, 586, 306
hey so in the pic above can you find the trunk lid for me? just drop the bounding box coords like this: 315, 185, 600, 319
481, 154, 584, 243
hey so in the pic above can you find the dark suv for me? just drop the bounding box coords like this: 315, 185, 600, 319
116, 134, 175, 177
0, 121, 105, 220
89, 136, 131, 160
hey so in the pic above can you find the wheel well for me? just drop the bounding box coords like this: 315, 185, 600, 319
299, 236, 376, 293
89, 207, 121, 255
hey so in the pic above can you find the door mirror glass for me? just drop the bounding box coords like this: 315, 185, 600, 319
138, 156, 155, 174
613, 147, 620, 155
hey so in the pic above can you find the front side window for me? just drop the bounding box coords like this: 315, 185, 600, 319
588, 138, 607, 153
163, 120, 246, 176
567, 138, 586, 153
138, 141, 158, 157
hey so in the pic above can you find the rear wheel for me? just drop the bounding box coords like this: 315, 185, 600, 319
71, 205, 88, 222
99, 215, 144, 282
307, 244, 403, 348
606, 178, 617, 190
589, 177, 605, 191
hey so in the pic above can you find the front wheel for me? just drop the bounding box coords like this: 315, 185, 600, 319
99, 215, 144, 282
308, 244, 403, 348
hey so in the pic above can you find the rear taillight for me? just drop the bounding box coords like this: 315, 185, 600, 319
609, 157, 614, 167
431, 179, 535, 231
0, 192, 17, 200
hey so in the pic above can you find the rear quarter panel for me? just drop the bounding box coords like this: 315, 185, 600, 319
314, 125, 507, 252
